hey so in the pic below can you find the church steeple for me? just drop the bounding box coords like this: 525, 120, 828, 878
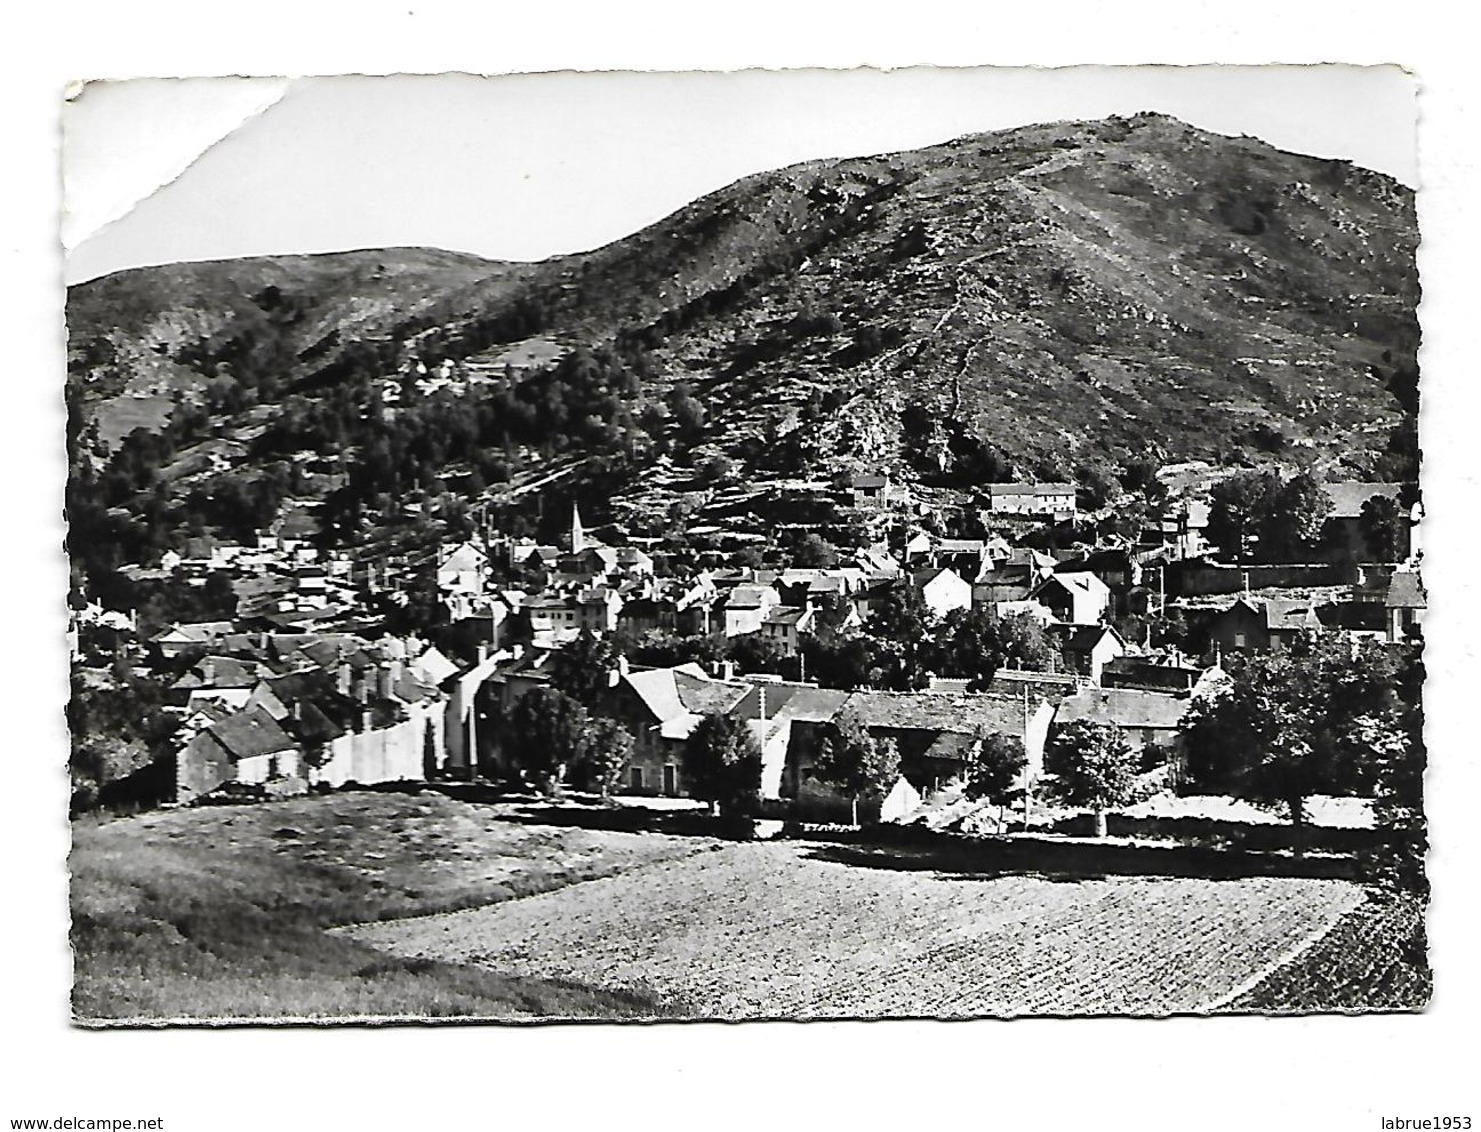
570, 503, 587, 554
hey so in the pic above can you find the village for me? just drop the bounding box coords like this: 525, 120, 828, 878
68, 458, 1424, 835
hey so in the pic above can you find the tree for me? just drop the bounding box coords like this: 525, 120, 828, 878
682, 712, 762, 819
548, 629, 621, 707
1265, 473, 1331, 561
963, 731, 1027, 830
1179, 634, 1393, 848
1045, 720, 1139, 837
864, 581, 936, 690
789, 531, 840, 569
573, 716, 635, 798
931, 605, 1006, 691
812, 711, 901, 825
504, 687, 591, 795
421, 719, 439, 781
1206, 470, 1280, 561
1360, 494, 1406, 562
1368, 644, 1426, 892
996, 611, 1060, 672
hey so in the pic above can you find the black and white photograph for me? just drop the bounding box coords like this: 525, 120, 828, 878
59, 65, 1429, 1025
8, 10, 1479, 1126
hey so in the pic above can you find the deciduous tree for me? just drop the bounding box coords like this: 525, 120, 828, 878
812, 711, 900, 825
682, 712, 762, 819
505, 687, 590, 795
1045, 720, 1139, 837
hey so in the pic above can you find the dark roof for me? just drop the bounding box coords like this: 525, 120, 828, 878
1046, 624, 1122, 652
730, 684, 850, 723
205, 706, 297, 762
842, 690, 1035, 735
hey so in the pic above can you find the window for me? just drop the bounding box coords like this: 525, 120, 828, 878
1233, 632, 1246, 648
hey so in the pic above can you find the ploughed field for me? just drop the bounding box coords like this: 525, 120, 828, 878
338, 840, 1367, 1019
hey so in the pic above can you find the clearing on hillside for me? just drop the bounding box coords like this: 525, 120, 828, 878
339, 840, 1366, 1019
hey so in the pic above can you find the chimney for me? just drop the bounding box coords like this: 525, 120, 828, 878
360, 707, 373, 732
337, 662, 351, 695
477, 642, 490, 665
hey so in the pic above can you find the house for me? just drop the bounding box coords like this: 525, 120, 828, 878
973, 549, 1056, 607
1053, 686, 1192, 756
1101, 653, 1203, 693
574, 586, 624, 634
606, 664, 750, 796
759, 605, 816, 657
1383, 569, 1426, 642
984, 482, 1077, 518
847, 471, 891, 505
1206, 596, 1323, 654
1320, 482, 1408, 563
785, 689, 1057, 813
1046, 624, 1128, 685
1157, 500, 1211, 560
1029, 571, 1111, 625
150, 620, 236, 660
176, 705, 300, 803
722, 585, 782, 637
436, 541, 490, 594
910, 567, 972, 617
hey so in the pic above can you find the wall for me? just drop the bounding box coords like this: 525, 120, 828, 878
313, 701, 445, 789
1166, 560, 1342, 597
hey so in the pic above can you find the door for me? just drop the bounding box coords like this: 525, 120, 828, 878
663, 764, 677, 796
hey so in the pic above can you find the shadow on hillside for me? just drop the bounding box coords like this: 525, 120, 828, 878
799, 835, 1360, 883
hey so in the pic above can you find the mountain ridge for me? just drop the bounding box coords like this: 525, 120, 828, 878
66, 112, 1419, 557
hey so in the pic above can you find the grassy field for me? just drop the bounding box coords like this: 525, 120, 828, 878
71, 790, 715, 1022
340, 840, 1369, 1019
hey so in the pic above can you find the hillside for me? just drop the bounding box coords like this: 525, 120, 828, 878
65, 112, 1419, 558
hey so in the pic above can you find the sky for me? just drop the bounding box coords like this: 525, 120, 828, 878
64, 65, 1417, 284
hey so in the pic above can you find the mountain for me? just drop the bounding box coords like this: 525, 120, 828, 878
66, 112, 1419, 551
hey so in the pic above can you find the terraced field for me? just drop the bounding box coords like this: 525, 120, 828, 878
339, 841, 1366, 1019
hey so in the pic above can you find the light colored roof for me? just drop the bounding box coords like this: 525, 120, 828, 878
410, 645, 460, 686
725, 585, 778, 609
1384, 571, 1426, 609
1055, 687, 1190, 732
1321, 482, 1403, 520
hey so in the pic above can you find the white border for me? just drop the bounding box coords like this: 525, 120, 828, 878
4, 4, 1477, 1129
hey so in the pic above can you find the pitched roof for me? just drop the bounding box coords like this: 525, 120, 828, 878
725, 585, 778, 609
204, 706, 297, 762
1055, 687, 1190, 732
730, 683, 851, 724
410, 645, 460, 686
1384, 571, 1426, 609
1260, 598, 1322, 631
673, 671, 750, 716
762, 605, 811, 628
1046, 623, 1123, 652
1321, 481, 1403, 520
841, 690, 1036, 736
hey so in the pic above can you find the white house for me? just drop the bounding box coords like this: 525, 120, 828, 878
910, 567, 973, 617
